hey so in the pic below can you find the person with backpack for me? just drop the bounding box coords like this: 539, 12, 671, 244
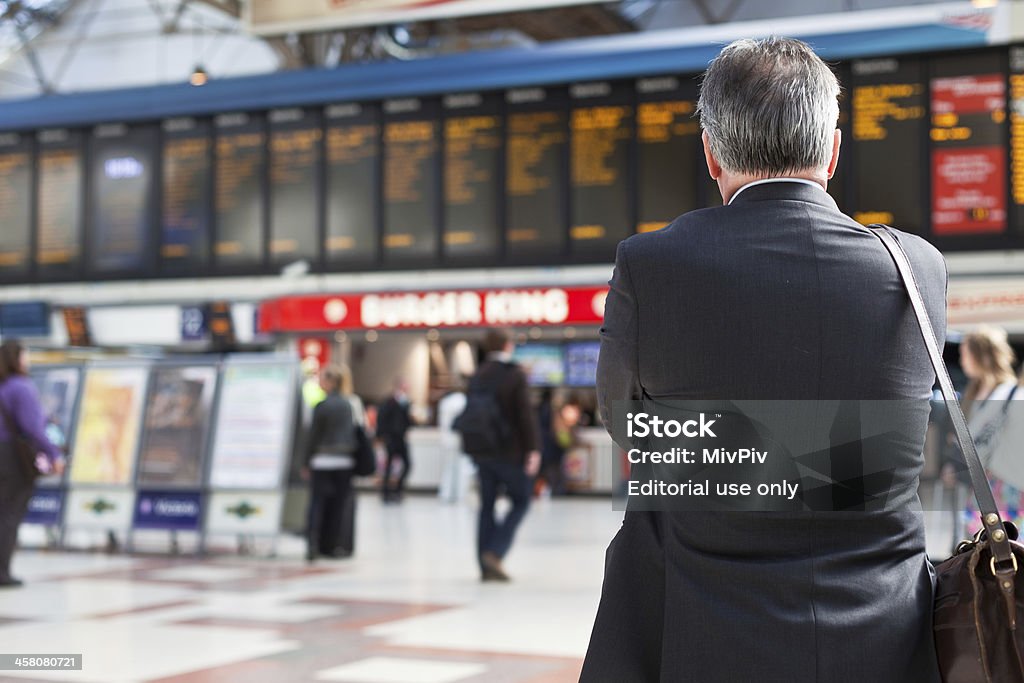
456, 329, 540, 582
302, 364, 363, 562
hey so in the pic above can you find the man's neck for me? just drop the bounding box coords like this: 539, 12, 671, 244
717, 171, 827, 205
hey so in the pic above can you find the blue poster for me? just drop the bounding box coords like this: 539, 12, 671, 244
133, 491, 202, 531
24, 489, 64, 526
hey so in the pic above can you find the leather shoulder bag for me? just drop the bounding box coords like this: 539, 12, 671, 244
871, 224, 1024, 683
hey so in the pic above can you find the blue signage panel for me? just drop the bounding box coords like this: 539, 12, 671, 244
24, 489, 64, 526
0, 302, 51, 338
133, 490, 202, 531
180, 306, 207, 342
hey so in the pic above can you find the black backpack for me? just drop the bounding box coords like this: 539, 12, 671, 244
453, 366, 512, 460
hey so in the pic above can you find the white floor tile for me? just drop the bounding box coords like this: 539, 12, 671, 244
315, 656, 487, 683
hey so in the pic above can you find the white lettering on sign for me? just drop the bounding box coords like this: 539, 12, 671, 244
324, 299, 348, 324
484, 289, 569, 325
361, 292, 483, 328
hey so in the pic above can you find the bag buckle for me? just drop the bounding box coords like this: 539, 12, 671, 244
991, 553, 1019, 576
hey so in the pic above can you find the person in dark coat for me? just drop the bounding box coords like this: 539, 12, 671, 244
0, 340, 64, 587
471, 328, 540, 582
581, 37, 945, 682
377, 379, 413, 503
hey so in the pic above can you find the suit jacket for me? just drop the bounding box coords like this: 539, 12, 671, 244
582, 181, 945, 682
473, 359, 539, 465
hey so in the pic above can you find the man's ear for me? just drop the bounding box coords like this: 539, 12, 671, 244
702, 130, 722, 180
826, 128, 841, 179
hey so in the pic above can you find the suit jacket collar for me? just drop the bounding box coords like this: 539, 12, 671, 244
727, 179, 839, 212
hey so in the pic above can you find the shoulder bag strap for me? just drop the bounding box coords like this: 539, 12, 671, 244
869, 225, 1018, 578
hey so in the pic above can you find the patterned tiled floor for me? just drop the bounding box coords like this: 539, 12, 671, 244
0, 496, 622, 683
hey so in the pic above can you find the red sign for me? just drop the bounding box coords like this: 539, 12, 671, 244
932, 147, 1006, 234
259, 286, 609, 332
297, 337, 331, 367
931, 75, 1004, 114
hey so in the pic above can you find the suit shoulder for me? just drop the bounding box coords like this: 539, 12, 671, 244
618, 207, 720, 256
891, 230, 946, 282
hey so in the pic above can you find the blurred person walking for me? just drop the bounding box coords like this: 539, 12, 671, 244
582, 37, 946, 682
437, 379, 473, 504
459, 329, 540, 582
954, 326, 1024, 535
377, 378, 413, 503
0, 340, 64, 587
303, 365, 364, 562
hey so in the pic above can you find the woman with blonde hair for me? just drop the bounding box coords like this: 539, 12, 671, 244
956, 325, 1023, 534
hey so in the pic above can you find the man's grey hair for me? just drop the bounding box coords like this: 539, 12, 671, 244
697, 37, 840, 176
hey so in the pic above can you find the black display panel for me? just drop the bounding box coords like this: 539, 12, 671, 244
214, 112, 265, 269
0, 133, 33, 280
443, 93, 501, 261
930, 52, 1007, 237
1007, 48, 1024, 239
636, 76, 698, 232
36, 129, 83, 280
570, 81, 633, 259
88, 123, 157, 275
505, 87, 568, 260
851, 57, 927, 233
383, 98, 440, 264
269, 108, 322, 268
162, 117, 212, 273
325, 103, 379, 265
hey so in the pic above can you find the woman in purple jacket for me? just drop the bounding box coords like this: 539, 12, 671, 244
0, 340, 64, 588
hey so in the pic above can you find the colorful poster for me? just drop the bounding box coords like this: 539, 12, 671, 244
31, 366, 81, 488
69, 366, 148, 485
137, 365, 219, 487
208, 361, 297, 490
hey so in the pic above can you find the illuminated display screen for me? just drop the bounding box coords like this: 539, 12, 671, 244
215, 113, 265, 269
443, 93, 501, 260
570, 81, 633, 258
269, 108, 322, 267
0, 133, 32, 280
326, 103, 379, 264
851, 57, 927, 233
636, 76, 699, 233
36, 129, 83, 279
88, 124, 158, 274
383, 98, 440, 263
506, 87, 568, 260
162, 118, 212, 272
930, 52, 1006, 236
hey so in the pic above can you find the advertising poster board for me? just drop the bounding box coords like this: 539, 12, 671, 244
64, 488, 135, 531
136, 364, 218, 488
208, 360, 297, 490
205, 491, 283, 535
69, 366, 148, 486
30, 365, 82, 488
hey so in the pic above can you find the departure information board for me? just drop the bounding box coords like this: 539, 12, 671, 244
88, 123, 157, 274
36, 129, 83, 279
636, 76, 698, 232
1008, 48, 1024, 235
326, 103, 379, 265
930, 52, 1007, 236
851, 57, 927, 233
506, 87, 567, 260
383, 98, 439, 263
443, 93, 501, 260
269, 108, 322, 267
570, 81, 633, 258
162, 118, 212, 273
215, 113, 265, 269
0, 133, 32, 280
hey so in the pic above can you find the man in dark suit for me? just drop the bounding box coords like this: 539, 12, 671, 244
471, 329, 541, 582
581, 38, 945, 682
